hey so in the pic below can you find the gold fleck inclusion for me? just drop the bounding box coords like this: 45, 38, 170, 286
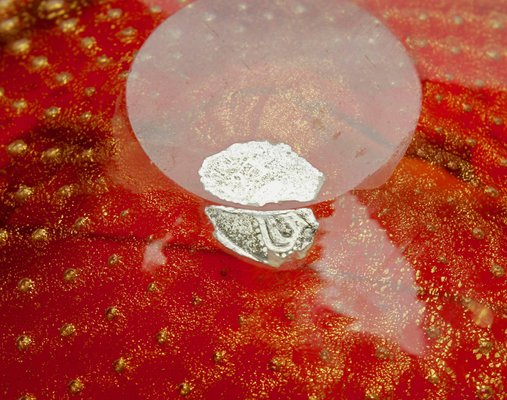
12, 99, 28, 113
213, 350, 226, 363
472, 228, 485, 240
59, 18, 79, 32
31, 228, 49, 242
60, 323, 76, 337
44, 107, 61, 119
179, 382, 193, 396
107, 8, 123, 19
56, 184, 75, 198
114, 357, 128, 373
55, 72, 73, 85
16, 335, 32, 351
74, 216, 91, 230
0, 229, 9, 246
18, 395, 36, 400
147, 282, 159, 293
41, 146, 62, 162
81, 37, 96, 49
7, 140, 28, 155
64, 268, 78, 282
105, 306, 119, 321
17, 278, 34, 293
490, 264, 504, 278
31, 56, 49, 69
38, 0, 67, 20
0, 16, 19, 34
156, 328, 169, 344
10, 38, 31, 55
80, 111, 92, 121
108, 254, 122, 266
68, 378, 84, 394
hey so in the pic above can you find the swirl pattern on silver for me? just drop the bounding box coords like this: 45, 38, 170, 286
205, 206, 319, 267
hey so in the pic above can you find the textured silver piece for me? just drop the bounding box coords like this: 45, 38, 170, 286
205, 206, 319, 267
199, 141, 325, 207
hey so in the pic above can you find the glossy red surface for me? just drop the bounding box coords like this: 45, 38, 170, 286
0, 1, 506, 399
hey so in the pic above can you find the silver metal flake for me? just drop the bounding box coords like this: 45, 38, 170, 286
199, 141, 325, 206
205, 206, 319, 267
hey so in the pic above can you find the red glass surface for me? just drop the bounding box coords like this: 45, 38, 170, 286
0, 1, 506, 399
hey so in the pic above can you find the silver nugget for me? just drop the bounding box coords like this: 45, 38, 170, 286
199, 141, 325, 207
205, 206, 319, 267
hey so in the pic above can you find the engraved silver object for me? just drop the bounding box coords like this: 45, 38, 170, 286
199, 141, 325, 207
205, 206, 319, 267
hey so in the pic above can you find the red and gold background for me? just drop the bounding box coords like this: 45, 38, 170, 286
0, 0, 506, 399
